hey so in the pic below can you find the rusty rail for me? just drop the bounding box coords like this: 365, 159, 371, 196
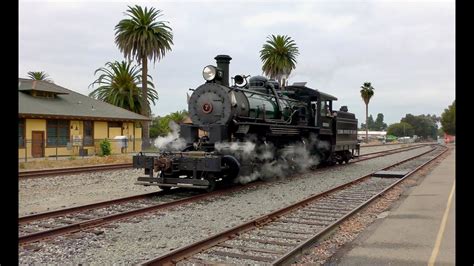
19, 163, 132, 178
142, 145, 446, 265
18, 144, 433, 246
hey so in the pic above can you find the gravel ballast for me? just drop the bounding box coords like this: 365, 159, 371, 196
19, 145, 434, 264
358, 143, 420, 155
19, 169, 156, 216
19, 144, 421, 216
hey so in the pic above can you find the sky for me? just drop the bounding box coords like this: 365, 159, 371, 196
19, 0, 455, 126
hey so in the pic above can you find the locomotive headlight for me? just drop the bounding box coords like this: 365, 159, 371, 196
202, 65, 223, 81
203, 65, 217, 81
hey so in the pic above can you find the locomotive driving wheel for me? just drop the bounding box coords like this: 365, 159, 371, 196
205, 173, 216, 192
222, 155, 240, 184
158, 172, 172, 192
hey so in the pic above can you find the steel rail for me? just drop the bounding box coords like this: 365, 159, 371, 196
273, 145, 448, 265
18, 144, 433, 246
142, 145, 445, 265
20, 144, 427, 224
19, 163, 133, 178
353, 143, 428, 163
358, 143, 425, 156
19, 191, 167, 224
360, 141, 435, 148
19, 182, 258, 245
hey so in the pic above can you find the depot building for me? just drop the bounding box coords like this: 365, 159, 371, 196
18, 78, 150, 158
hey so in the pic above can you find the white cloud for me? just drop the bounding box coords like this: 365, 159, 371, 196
19, 0, 454, 125
242, 10, 356, 32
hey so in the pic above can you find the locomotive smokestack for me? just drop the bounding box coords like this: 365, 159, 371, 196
215, 55, 232, 86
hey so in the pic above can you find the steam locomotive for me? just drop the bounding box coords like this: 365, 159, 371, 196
133, 55, 359, 191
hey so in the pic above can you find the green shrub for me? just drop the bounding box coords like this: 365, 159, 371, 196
99, 139, 112, 156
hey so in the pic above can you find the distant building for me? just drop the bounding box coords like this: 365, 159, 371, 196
357, 131, 387, 141
18, 79, 150, 158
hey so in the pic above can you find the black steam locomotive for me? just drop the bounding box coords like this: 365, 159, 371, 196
133, 55, 359, 191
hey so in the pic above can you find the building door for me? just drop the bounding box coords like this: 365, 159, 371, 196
31, 131, 44, 158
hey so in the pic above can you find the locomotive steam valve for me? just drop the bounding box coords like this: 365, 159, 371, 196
154, 156, 172, 172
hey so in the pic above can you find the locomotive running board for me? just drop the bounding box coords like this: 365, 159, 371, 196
135, 176, 210, 189
134, 181, 209, 189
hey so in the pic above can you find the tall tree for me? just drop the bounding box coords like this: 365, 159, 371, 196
374, 113, 387, 131
401, 114, 438, 139
360, 82, 375, 143
89, 61, 158, 114
440, 100, 455, 135
259, 34, 299, 87
27, 71, 53, 83
360, 115, 375, 130
115, 5, 173, 147
387, 122, 415, 137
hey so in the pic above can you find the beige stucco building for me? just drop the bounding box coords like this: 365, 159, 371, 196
18, 78, 150, 158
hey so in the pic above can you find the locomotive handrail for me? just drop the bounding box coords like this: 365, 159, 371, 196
232, 87, 301, 104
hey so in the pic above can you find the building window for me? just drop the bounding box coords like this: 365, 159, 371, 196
83, 121, 94, 146
19, 119, 25, 148
108, 121, 122, 128
47, 120, 70, 147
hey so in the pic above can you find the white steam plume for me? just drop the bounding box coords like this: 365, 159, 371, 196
234, 138, 329, 184
154, 121, 186, 151
215, 141, 256, 156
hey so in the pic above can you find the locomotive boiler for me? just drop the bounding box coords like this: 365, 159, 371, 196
133, 55, 359, 191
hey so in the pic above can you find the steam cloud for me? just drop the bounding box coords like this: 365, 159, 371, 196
154, 121, 186, 151
215, 141, 256, 156
216, 135, 330, 185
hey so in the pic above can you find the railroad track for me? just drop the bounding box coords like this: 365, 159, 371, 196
17, 144, 424, 179
18, 144, 432, 246
18, 163, 133, 178
143, 144, 447, 265
353, 143, 426, 162
19, 189, 203, 245
359, 141, 435, 148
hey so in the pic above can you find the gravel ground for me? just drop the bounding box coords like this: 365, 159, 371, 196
358, 143, 420, 155
19, 169, 157, 216
18, 143, 420, 216
18, 145, 435, 264
296, 147, 450, 264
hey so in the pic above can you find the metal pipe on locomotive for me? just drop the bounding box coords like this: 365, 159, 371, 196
133, 55, 360, 191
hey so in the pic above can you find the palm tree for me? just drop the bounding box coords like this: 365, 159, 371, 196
27, 71, 53, 83
360, 82, 375, 143
89, 61, 158, 115
259, 35, 299, 88
115, 5, 173, 147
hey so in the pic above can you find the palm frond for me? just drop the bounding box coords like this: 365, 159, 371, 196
259, 35, 299, 84
88, 60, 158, 114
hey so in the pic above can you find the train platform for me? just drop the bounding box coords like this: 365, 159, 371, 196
331, 147, 455, 265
